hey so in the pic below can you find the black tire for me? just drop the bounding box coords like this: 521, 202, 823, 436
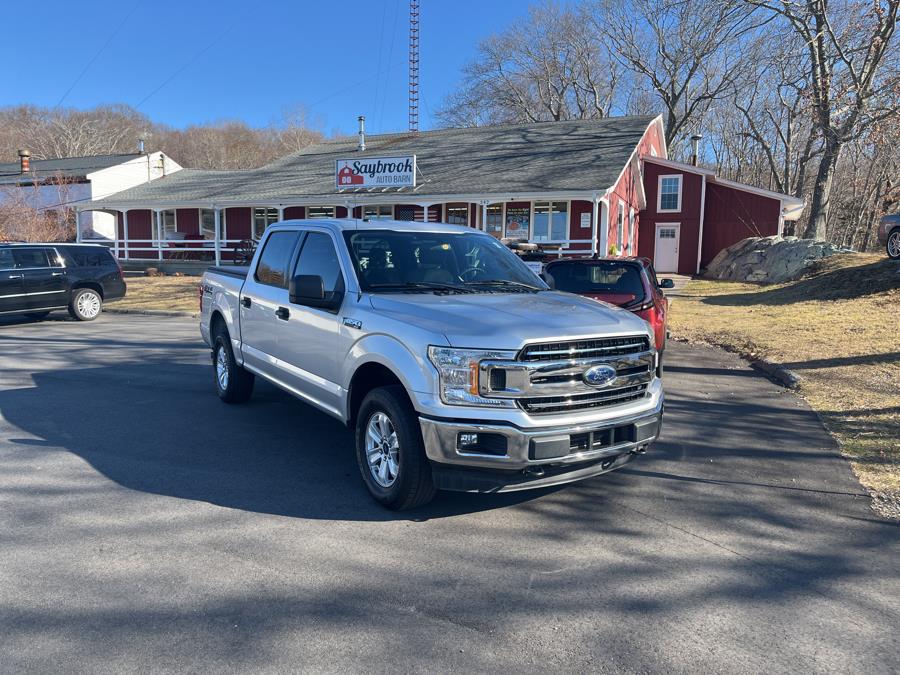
355, 385, 436, 510
24, 311, 51, 320
213, 331, 254, 404
68, 288, 102, 321
887, 228, 900, 260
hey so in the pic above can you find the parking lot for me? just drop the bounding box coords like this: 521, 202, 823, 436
1, 313, 898, 672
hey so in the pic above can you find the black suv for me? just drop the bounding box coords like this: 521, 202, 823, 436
0, 243, 126, 321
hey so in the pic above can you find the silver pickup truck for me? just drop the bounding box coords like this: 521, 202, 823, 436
200, 219, 663, 509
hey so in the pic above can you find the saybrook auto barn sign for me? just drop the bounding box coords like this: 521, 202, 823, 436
336, 156, 416, 189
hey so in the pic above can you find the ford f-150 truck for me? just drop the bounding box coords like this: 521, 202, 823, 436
200, 219, 663, 509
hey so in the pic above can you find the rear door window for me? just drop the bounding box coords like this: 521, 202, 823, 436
254, 231, 300, 288
0, 249, 14, 270
12, 248, 51, 269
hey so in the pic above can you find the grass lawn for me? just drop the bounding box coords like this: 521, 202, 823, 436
113, 275, 200, 313
669, 253, 900, 518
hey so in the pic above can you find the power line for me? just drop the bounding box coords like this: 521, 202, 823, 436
55, 1, 142, 108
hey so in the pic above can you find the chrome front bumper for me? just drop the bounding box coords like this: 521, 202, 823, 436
419, 397, 663, 492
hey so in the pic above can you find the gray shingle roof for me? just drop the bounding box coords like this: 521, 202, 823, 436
0, 153, 142, 185
93, 116, 657, 207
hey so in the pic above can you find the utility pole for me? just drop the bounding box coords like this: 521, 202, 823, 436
409, 0, 419, 133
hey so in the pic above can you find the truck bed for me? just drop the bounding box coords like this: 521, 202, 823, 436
206, 265, 249, 279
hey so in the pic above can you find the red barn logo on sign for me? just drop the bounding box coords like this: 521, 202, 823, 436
338, 163, 363, 186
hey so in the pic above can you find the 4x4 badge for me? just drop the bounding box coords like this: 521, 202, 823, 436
342, 317, 363, 330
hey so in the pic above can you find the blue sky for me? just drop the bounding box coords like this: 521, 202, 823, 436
3, 0, 539, 136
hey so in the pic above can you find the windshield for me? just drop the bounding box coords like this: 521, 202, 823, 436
344, 229, 547, 292
545, 261, 647, 306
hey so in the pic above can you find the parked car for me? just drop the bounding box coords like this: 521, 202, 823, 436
200, 219, 663, 510
878, 214, 900, 260
0, 243, 126, 321
543, 257, 673, 354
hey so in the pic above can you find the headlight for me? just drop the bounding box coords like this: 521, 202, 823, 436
427, 346, 517, 408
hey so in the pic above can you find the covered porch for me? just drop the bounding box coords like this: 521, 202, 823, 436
77, 195, 611, 265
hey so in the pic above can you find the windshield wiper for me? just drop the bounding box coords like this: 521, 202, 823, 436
464, 279, 544, 292
368, 281, 474, 294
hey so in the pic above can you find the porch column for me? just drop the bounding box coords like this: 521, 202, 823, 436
113, 212, 120, 259
214, 208, 221, 266
590, 199, 599, 256
277, 206, 284, 221
481, 202, 487, 232
418, 203, 433, 223
598, 200, 609, 257
122, 210, 130, 260
75, 210, 82, 243
155, 210, 163, 260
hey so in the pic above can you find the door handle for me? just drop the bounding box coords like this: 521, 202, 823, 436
7, 274, 23, 279
51, 272, 65, 276
275, 307, 290, 321
241, 296, 251, 308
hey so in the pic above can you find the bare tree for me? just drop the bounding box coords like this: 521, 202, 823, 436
747, 0, 900, 238
436, 2, 624, 127
0, 173, 77, 242
590, 0, 766, 152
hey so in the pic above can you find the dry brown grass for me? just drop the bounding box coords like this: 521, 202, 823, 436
669, 253, 900, 518
113, 275, 200, 313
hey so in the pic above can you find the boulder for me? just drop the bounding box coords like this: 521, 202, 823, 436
703, 236, 850, 284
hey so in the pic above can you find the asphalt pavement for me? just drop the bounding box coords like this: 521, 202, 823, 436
0, 312, 897, 673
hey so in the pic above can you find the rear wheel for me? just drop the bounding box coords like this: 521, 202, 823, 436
213, 332, 254, 403
68, 288, 102, 321
24, 311, 51, 320
888, 229, 900, 260
355, 385, 436, 510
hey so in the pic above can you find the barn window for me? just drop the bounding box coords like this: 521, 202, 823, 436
533, 201, 568, 241
200, 209, 216, 239
162, 210, 177, 235
363, 205, 392, 220
253, 207, 279, 238
307, 206, 336, 219
485, 204, 504, 239
445, 204, 468, 226
658, 175, 682, 212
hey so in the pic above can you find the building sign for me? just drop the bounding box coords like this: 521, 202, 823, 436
505, 206, 530, 239
336, 156, 416, 189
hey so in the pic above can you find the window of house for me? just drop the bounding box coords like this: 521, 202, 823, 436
445, 205, 468, 226
292, 232, 344, 297
658, 175, 682, 212
616, 203, 625, 254
307, 206, 336, 219
162, 210, 177, 236
628, 208, 636, 254
200, 209, 217, 240
254, 231, 300, 288
532, 202, 568, 242
253, 207, 279, 239
485, 204, 504, 239
363, 205, 392, 220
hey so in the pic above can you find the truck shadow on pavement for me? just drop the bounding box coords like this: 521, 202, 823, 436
0, 361, 557, 521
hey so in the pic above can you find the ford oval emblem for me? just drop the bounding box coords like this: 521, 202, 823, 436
583, 364, 617, 388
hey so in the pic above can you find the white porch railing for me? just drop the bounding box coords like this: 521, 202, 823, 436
80, 238, 250, 265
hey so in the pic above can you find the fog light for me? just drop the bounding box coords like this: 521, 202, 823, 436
458, 433, 479, 449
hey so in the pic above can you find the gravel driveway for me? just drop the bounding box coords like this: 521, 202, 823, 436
0, 313, 897, 673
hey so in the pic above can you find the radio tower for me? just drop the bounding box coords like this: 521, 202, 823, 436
408, 0, 420, 133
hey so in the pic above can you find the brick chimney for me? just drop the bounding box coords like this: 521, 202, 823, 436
18, 149, 31, 173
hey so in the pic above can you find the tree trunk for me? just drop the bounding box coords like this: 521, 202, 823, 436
804, 139, 840, 240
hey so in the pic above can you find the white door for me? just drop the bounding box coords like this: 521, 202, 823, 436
654, 224, 680, 273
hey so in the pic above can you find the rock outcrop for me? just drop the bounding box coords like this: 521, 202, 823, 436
704, 236, 848, 284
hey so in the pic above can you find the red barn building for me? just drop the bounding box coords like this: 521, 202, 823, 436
79, 115, 802, 273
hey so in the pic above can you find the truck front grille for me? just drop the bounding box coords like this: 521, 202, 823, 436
520, 336, 650, 362
513, 336, 654, 415
520, 383, 649, 414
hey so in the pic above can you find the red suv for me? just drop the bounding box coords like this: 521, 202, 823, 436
543, 257, 673, 353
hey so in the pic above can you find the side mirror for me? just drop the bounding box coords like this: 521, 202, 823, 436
659, 278, 675, 289
289, 274, 343, 311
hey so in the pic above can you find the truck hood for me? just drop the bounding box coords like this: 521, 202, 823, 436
368, 291, 651, 350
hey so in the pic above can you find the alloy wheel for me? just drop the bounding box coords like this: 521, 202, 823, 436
77, 292, 101, 319
216, 345, 229, 391
889, 231, 900, 259
365, 412, 400, 488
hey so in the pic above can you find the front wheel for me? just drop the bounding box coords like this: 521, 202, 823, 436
887, 229, 900, 260
68, 288, 102, 321
213, 333, 254, 403
355, 385, 436, 510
